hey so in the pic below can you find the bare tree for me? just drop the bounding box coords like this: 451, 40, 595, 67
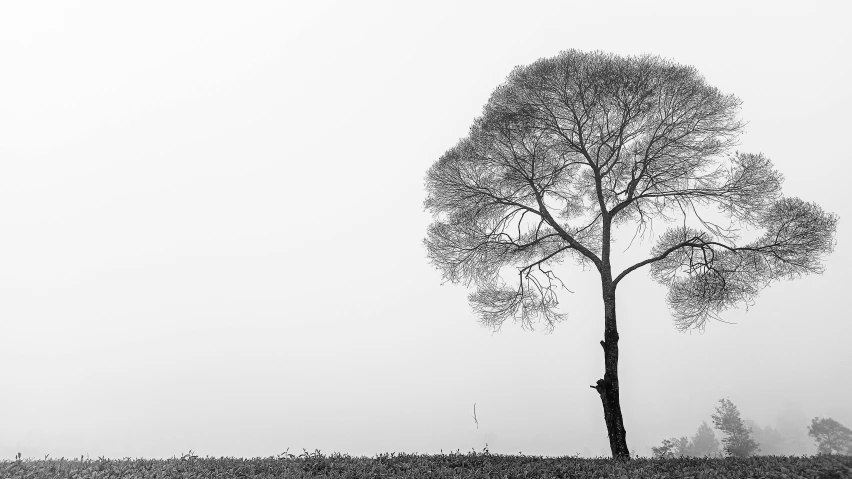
423, 50, 838, 459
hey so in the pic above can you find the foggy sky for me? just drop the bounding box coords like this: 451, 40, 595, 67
1, 0, 849, 460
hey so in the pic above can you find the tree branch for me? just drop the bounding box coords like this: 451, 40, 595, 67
613, 235, 704, 287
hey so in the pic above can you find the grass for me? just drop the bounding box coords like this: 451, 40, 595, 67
2, 448, 852, 478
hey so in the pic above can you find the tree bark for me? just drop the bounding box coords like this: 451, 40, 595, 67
591, 288, 630, 460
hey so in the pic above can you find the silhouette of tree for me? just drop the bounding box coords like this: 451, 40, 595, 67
775, 405, 813, 455
808, 417, 852, 455
712, 398, 759, 457
653, 421, 720, 458
424, 49, 838, 459
744, 419, 786, 455
652, 436, 692, 458
691, 421, 721, 457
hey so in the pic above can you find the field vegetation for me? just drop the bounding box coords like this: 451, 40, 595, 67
3, 448, 851, 478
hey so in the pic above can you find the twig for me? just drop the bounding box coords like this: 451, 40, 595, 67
472, 403, 479, 429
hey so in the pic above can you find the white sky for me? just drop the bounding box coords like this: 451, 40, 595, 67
1, 0, 850, 460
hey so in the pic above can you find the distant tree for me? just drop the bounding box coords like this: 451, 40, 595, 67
744, 419, 787, 455
691, 421, 721, 457
712, 398, 759, 457
652, 436, 692, 458
653, 421, 721, 458
775, 406, 813, 455
424, 49, 838, 459
808, 417, 852, 455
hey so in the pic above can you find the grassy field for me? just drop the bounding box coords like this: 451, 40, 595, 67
2, 449, 852, 478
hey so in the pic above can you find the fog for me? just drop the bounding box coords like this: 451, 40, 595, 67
1, 0, 849, 460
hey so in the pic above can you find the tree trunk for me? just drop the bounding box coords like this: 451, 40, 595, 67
591, 290, 630, 460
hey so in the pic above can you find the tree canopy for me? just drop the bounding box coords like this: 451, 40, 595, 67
424, 50, 837, 332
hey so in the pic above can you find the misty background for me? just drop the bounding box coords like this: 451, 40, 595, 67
1, 0, 849, 460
